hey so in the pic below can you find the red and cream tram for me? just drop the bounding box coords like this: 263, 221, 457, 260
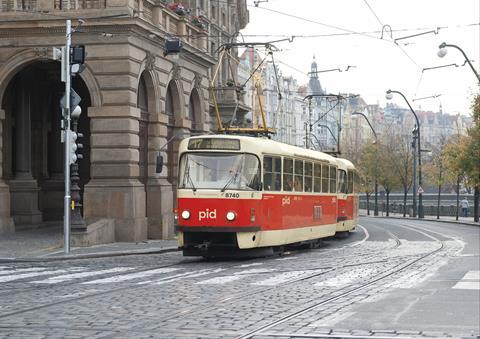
175, 135, 359, 257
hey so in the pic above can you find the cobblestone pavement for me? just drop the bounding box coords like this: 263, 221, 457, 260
0, 218, 478, 338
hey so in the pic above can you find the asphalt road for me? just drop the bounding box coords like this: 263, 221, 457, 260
0, 217, 478, 338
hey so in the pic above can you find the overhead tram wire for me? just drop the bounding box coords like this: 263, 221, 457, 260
363, 0, 384, 27
251, 4, 424, 67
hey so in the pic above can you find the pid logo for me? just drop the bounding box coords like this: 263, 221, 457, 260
282, 196, 291, 206
199, 208, 217, 221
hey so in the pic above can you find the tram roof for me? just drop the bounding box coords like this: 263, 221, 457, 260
336, 157, 355, 170
181, 134, 339, 165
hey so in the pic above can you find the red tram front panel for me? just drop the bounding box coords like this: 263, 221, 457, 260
177, 193, 338, 231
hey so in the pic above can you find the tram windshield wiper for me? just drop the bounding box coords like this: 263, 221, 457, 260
183, 161, 197, 192
221, 169, 239, 192
221, 155, 244, 192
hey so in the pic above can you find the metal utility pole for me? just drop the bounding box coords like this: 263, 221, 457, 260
411, 128, 418, 218
63, 20, 72, 254
386, 89, 424, 218
306, 98, 312, 148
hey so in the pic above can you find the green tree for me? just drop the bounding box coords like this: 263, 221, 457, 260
390, 132, 413, 217
378, 138, 402, 216
358, 142, 378, 215
443, 93, 480, 221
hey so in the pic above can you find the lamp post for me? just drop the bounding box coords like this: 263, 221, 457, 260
438, 42, 480, 83
386, 89, 424, 218
352, 111, 378, 216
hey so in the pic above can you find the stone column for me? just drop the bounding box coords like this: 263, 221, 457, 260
83, 105, 147, 242
0, 109, 14, 234
9, 77, 42, 226
146, 113, 174, 239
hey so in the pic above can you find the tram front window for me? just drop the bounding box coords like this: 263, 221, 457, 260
178, 153, 260, 190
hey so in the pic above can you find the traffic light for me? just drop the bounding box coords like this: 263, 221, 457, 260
71, 45, 86, 64
71, 45, 86, 75
69, 131, 83, 164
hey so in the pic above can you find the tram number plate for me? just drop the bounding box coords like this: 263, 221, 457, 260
225, 193, 240, 198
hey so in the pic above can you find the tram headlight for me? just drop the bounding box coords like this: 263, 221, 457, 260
226, 211, 236, 221
181, 210, 191, 220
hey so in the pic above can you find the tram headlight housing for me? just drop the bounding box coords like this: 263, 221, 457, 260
226, 211, 236, 221
181, 210, 191, 220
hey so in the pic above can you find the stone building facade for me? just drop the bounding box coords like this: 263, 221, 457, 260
0, 0, 248, 241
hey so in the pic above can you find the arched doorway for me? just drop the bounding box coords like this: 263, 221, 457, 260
188, 88, 203, 133
137, 73, 149, 190
1, 60, 91, 228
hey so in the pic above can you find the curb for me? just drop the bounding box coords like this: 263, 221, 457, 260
0, 246, 179, 264
359, 214, 480, 227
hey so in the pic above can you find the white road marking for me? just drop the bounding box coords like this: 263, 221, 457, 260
463, 270, 480, 280
252, 270, 322, 286
453, 270, 480, 290
196, 275, 242, 285
235, 263, 264, 268
144, 268, 225, 285
275, 257, 297, 261
0, 270, 68, 283
82, 268, 180, 284
348, 224, 369, 247
453, 281, 480, 290
0, 267, 47, 276
196, 268, 275, 285
31, 268, 134, 284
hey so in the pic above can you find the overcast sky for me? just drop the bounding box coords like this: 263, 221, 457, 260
240, 0, 480, 115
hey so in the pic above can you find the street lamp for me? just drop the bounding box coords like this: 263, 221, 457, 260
386, 89, 424, 218
437, 42, 480, 83
352, 111, 378, 216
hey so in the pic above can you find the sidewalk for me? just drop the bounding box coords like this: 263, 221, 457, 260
359, 209, 480, 226
0, 224, 178, 262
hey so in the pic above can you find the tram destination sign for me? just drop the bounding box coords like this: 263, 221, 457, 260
188, 138, 240, 150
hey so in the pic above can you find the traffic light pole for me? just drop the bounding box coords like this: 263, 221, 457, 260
64, 19, 72, 254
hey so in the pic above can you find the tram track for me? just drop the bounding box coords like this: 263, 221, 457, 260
235, 220, 448, 339
0, 229, 393, 321
0, 219, 448, 337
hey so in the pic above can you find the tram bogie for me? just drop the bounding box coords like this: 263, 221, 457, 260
175, 135, 359, 257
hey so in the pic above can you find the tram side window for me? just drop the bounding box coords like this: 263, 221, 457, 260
294, 160, 304, 192
338, 170, 347, 194
313, 163, 321, 192
330, 166, 337, 193
304, 162, 313, 192
321, 164, 329, 193
283, 158, 293, 191
347, 170, 354, 194
263, 156, 281, 191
